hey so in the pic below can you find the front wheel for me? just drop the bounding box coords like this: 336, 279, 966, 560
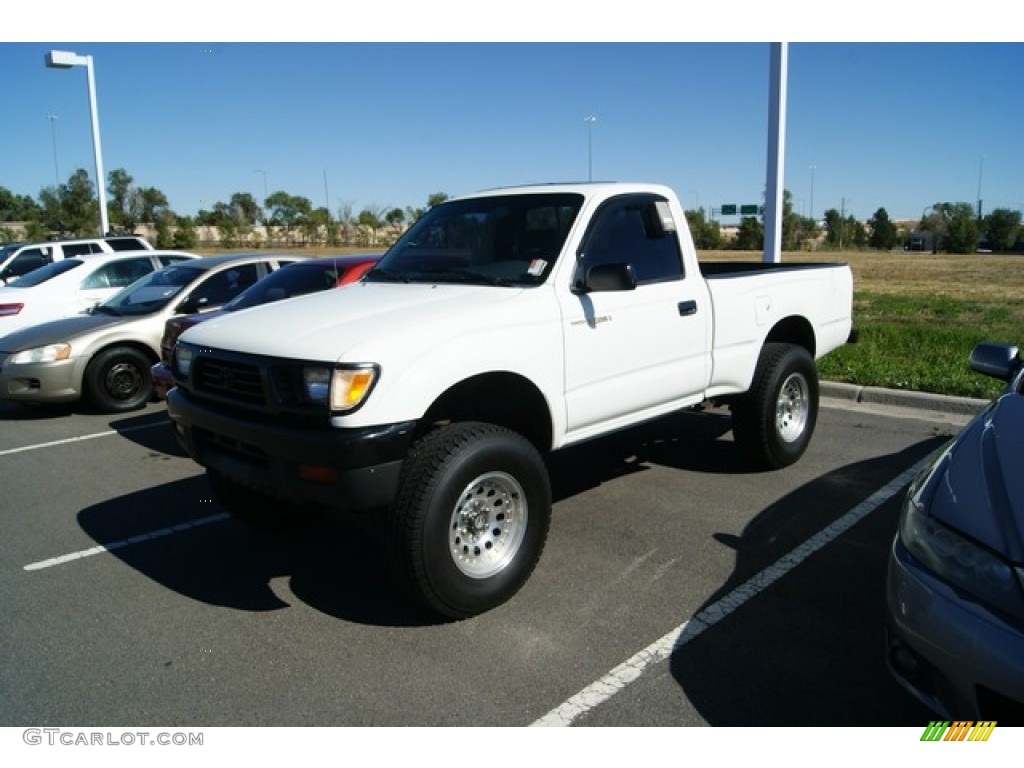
732, 343, 819, 470
388, 422, 551, 619
83, 346, 154, 412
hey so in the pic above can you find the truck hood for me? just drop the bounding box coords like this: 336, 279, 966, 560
926, 393, 1024, 563
182, 282, 529, 361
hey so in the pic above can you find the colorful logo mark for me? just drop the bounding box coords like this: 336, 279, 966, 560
920, 721, 996, 742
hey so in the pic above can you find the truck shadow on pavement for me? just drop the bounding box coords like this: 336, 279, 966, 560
75, 407, 745, 628
667, 439, 944, 726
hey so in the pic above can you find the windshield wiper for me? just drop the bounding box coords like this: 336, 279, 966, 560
364, 268, 411, 283
417, 268, 516, 287
90, 305, 121, 316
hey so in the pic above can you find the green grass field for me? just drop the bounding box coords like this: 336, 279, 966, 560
701, 250, 1024, 399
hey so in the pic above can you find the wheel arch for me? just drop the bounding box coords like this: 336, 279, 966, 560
764, 315, 816, 359
417, 372, 554, 453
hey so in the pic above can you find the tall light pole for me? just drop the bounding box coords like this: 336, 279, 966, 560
584, 115, 597, 182
976, 154, 985, 221
47, 114, 61, 186
809, 162, 816, 223
254, 169, 267, 202
45, 50, 108, 236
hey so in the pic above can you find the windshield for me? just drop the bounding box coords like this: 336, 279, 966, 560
94, 263, 205, 317
222, 261, 343, 312
8, 259, 82, 287
366, 193, 582, 287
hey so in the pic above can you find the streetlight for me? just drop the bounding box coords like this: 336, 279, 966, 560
809, 162, 816, 223
47, 114, 61, 187
254, 169, 267, 201
976, 154, 985, 221
45, 50, 109, 236
583, 115, 597, 182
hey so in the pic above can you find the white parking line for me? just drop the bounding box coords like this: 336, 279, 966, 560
0, 422, 163, 458
530, 459, 925, 727
23, 513, 230, 571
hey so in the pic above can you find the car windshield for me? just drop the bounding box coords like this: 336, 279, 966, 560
93, 263, 205, 317
8, 259, 83, 287
365, 193, 582, 287
222, 262, 344, 312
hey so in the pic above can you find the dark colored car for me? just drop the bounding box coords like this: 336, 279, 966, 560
886, 341, 1024, 720
151, 254, 379, 398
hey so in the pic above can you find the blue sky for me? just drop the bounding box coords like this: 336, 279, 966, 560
2, 31, 1021, 224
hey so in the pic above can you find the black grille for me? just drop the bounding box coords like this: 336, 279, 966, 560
195, 358, 265, 404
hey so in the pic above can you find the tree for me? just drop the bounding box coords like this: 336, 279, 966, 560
336, 200, 355, 246
107, 168, 134, 229
685, 209, 723, 249
173, 215, 198, 249
265, 191, 312, 245
733, 217, 763, 250
983, 208, 1022, 251
358, 206, 386, 246
230, 192, 263, 226
0, 186, 41, 222
39, 168, 99, 236
868, 208, 899, 250
427, 192, 449, 209
923, 202, 977, 254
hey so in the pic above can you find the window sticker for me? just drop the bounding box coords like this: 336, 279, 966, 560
527, 259, 547, 277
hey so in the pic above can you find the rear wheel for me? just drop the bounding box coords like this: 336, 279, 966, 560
732, 343, 819, 469
388, 422, 551, 619
83, 346, 154, 412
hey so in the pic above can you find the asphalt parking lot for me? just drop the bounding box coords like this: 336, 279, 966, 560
0, 393, 974, 727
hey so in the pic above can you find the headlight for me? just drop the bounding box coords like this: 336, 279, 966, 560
900, 490, 1024, 621
174, 344, 195, 378
9, 343, 72, 364
302, 364, 378, 412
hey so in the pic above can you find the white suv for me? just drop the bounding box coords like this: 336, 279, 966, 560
0, 235, 154, 284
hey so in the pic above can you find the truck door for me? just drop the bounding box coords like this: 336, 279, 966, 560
562, 194, 711, 439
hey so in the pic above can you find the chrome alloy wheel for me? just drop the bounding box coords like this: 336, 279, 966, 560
449, 471, 528, 579
776, 371, 810, 443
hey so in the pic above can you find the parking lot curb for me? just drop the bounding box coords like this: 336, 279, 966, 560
820, 381, 989, 417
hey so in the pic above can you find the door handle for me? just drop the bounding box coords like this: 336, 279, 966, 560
678, 300, 697, 316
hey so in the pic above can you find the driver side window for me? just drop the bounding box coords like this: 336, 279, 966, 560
580, 197, 683, 285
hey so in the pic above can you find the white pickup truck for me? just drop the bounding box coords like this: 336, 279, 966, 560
167, 182, 854, 618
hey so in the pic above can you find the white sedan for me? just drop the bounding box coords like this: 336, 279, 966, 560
0, 250, 198, 339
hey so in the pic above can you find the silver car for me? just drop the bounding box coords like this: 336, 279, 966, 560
886, 341, 1024, 719
0, 254, 300, 412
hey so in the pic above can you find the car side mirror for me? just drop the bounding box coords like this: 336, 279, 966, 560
176, 296, 210, 315
969, 342, 1021, 382
573, 262, 637, 294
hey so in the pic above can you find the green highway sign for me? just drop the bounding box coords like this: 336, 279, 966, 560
720, 204, 737, 216
740, 204, 760, 215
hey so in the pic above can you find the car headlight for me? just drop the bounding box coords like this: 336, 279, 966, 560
174, 344, 195, 378
900, 489, 1024, 622
9, 343, 72, 364
302, 364, 378, 412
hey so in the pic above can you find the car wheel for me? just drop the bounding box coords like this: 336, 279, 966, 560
208, 469, 322, 532
732, 343, 819, 469
83, 346, 154, 413
388, 422, 551, 619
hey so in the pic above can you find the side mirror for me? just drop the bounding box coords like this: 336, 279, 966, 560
969, 342, 1021, 382
573, 262, 637, 294
176, 296, 210, 315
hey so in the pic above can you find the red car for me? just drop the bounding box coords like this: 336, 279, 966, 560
151, 254, 379, 399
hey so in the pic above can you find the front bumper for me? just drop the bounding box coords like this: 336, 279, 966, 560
885, 535, 1024, 720
0, 353, 86, 403
167, 387, 417, 511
